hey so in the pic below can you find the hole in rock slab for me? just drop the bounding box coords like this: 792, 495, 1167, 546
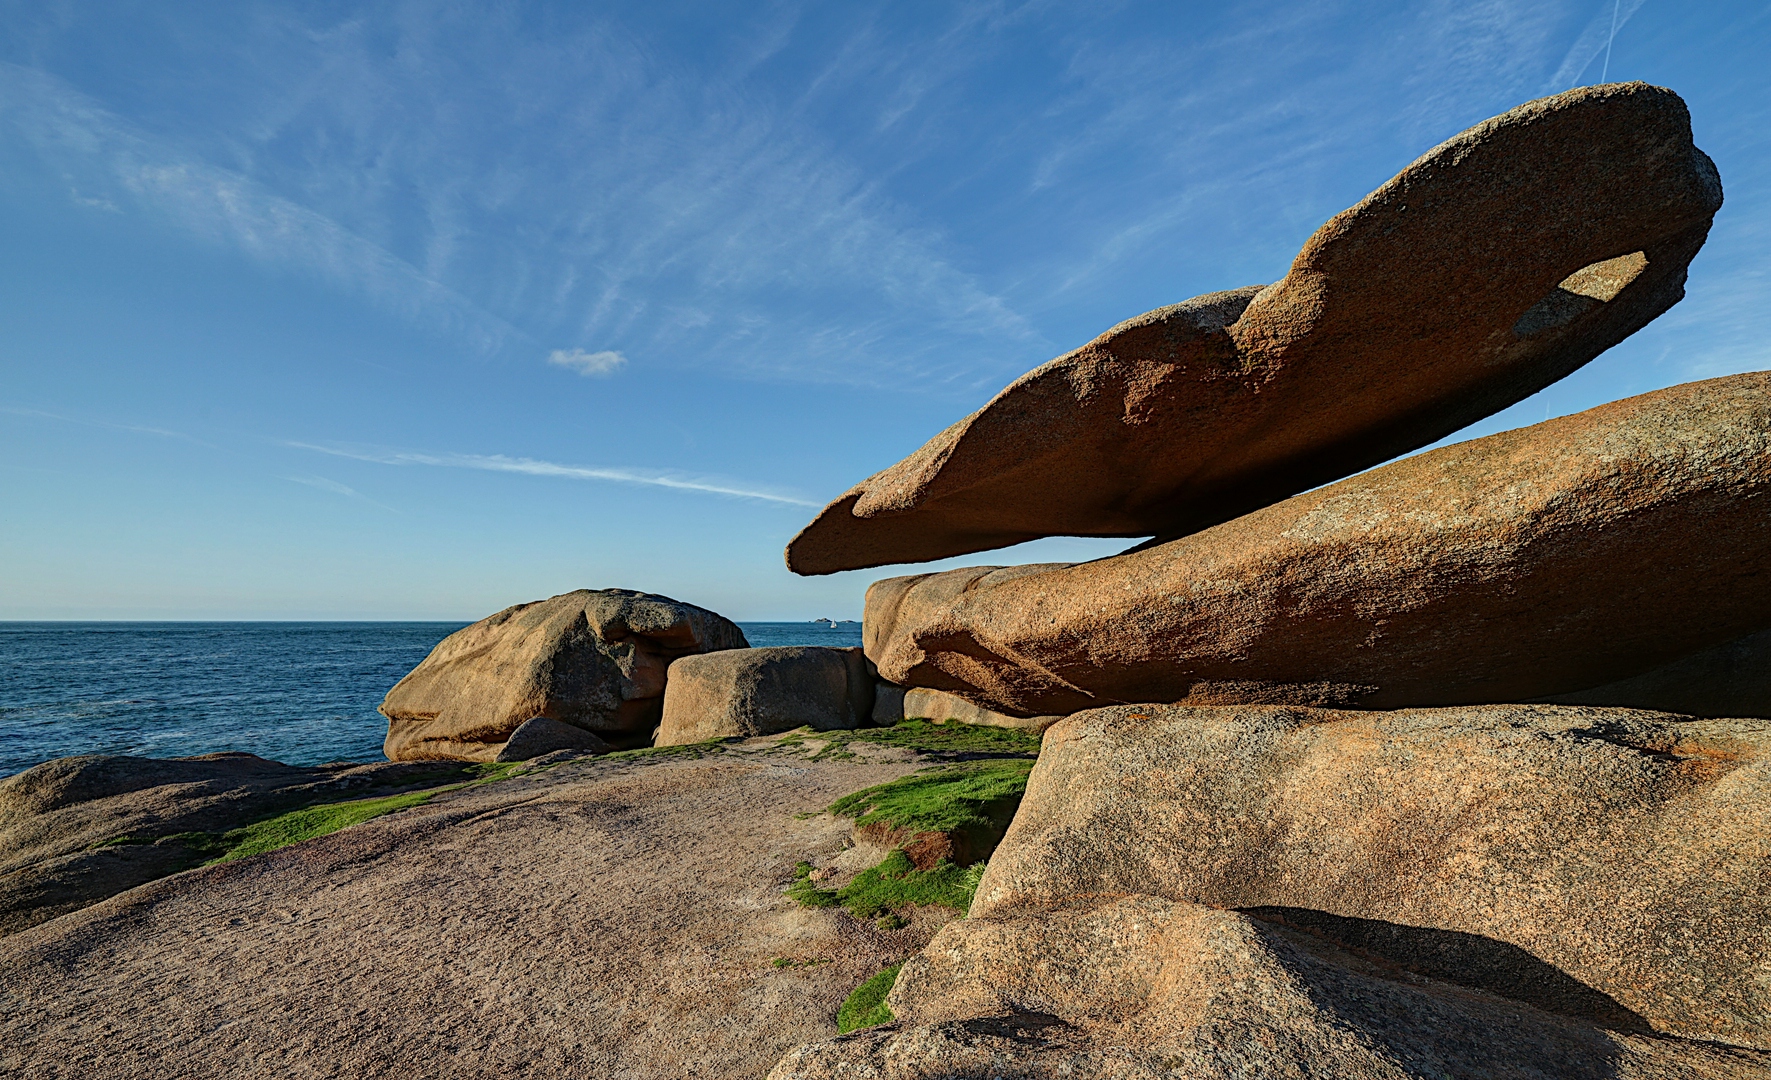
1241, 906, 1653, 1033
1512, 251, 1649, 338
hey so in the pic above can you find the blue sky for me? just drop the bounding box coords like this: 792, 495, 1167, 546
1, 1, 1766, 621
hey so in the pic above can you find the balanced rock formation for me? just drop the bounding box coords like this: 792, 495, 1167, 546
0, 753, 472, 935
382, 589, 747, 761
655, 647, 875, 745
872, 684, 1065, 733
788, 82, 1722, 575
970, 703, 1771, 1047
866, 372, 1771, 717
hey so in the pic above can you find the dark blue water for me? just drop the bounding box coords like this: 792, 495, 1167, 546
0, 621, 864, 777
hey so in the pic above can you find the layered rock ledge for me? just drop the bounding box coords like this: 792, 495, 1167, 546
866, 372, 1771, 717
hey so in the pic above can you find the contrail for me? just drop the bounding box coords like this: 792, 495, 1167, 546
287, 442, 820, 507
1601, 0, 1622, 81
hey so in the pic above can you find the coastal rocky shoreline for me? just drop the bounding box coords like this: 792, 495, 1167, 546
4, 81, 1770, 1078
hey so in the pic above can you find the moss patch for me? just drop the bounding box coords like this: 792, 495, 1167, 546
790, 850, 986, 919
798, 720, 1042, 761
99, 760, 529, 866
602, 738, 736, 763
829, 759, 1032, 848
770, 955, 830, 969
208, 788, 443, 861
837, 963, 903, 1033
786, 861, 842, 909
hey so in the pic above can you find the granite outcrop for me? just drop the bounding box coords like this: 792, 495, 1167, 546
381, 589, 747, 761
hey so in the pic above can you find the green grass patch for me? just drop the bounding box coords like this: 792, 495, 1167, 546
829, 759, 1033, 840
789, 850, 986, 919
840, 850, 985, 917
207, 788, 441, 861
602, 738, 735, 762
787, 861, 842, 908
95, 759, 533, 864
837, 963, 903, 1033
771, 955, 830, 969
813, 720, 1043, 760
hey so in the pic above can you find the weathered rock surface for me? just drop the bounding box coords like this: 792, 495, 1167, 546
770, 895, 1771, 1079
493, 717, 613, 761
867, 373, 1771, 716
656, 647, 875, 745
872, 684, 1065, 733
0, 739, 946, 1080
0, 753, 471, 935
788, 82, 1722, 575
382, 589, 747, 761
1544, 627, 1771, 717
966, 703, 1771, 1049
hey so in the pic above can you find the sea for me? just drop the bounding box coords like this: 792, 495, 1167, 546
0, 621, 864, 779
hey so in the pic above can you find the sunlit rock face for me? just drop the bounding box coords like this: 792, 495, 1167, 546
862, 373, 1771, 718
788, 81, 1722, 576
769, 702, 1771, 1079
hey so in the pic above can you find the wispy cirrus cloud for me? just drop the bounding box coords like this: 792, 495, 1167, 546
0, 62, 530, 355
288, 474, 363, 498
0, 9, 1033, 388
288, 442, 819, 507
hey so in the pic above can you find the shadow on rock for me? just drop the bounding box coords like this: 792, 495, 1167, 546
1242, 906, 1654, 1034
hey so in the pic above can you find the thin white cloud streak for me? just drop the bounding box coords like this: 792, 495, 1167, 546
1549, 0, 1649, 90
288, 442, 819, 507
0, 405, 203, 444
547, 348, 627, 376
286, 474, 397, 511
288, 474, 363, 498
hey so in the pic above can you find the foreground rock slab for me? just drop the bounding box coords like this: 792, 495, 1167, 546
0, 752, 472, 936
771, 895, 1770, 1080
382, 589, 747, 761
788, 81, 1722, 574
0, 741, 940, 1080
970, 703, 1771, 1049
867, 372, 1771, 716
657, 646, 875, 745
